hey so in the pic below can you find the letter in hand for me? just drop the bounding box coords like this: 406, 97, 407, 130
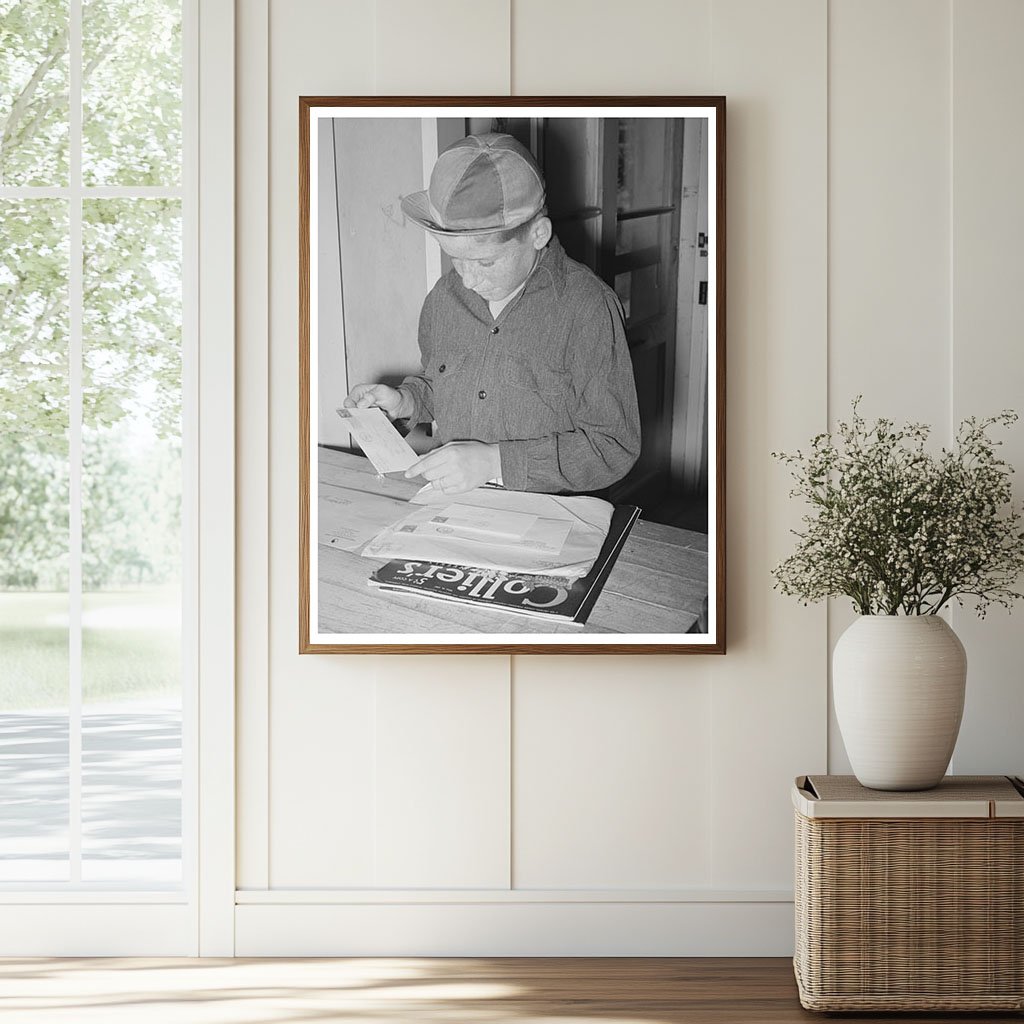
343, 383, 409, 420
404, 441, 501, 496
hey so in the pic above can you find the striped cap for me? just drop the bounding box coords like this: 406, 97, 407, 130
400, 133, 546, 236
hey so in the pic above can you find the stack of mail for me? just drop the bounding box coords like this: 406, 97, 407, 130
359, 486, 614, 578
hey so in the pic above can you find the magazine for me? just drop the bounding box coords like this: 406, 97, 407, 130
367, 504, 641, 625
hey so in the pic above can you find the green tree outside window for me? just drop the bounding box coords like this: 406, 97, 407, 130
1, 0, 183, 707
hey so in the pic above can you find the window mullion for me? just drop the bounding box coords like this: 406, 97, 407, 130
68, 0, 83, 886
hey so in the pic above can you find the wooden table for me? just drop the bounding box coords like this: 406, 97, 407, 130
318, 448, 708, 635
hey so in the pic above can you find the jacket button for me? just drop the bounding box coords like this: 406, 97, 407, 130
438, 364, 446, 373
490, 325, 500, 335
478, 390, 487, 400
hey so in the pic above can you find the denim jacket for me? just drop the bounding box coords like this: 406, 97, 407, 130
399, 236, 641, 494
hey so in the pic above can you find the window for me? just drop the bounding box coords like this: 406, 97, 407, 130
0, 0, 191, 890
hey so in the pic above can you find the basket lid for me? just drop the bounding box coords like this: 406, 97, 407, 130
793, 775, 1024, 819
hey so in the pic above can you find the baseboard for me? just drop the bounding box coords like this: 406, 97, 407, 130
235, 898, 795, 956
0, 904, 195, 956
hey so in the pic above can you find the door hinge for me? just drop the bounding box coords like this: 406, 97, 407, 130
698, 281, 707, 306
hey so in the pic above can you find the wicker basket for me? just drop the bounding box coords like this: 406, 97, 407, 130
793, 775, 1024, 1012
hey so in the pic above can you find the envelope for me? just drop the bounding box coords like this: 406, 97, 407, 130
359, 486, 614, 577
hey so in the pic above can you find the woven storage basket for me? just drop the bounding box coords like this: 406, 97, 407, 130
793, 775, 1024, 1012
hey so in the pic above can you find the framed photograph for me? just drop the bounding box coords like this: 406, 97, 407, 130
300, 97, 725, 653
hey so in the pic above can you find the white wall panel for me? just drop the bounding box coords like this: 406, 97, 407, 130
707, 0, 828, 889
513, 0, 711, 94
269, 667, 377, 887
375, 661, 511, 887
368, 0, 515, 892
236, 0, 270, 891
949, 0, 1024, 778
231, 0, 1024, 955
513, 657, 713, 889
265, 0, 514, 894
265, 0, 376, 888
509, 0, 827, 897
375, 0, 510, 94
827, 0, 951, 774
829, 0, 951, 423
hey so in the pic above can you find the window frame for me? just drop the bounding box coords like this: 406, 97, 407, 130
0, 0, 235, 956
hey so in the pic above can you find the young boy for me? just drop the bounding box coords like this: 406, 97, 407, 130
344, 132, 640, 496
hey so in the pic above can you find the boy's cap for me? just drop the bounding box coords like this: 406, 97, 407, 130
401, 133, 546, 236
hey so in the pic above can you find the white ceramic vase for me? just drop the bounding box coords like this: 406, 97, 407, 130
833, 615, 967, 791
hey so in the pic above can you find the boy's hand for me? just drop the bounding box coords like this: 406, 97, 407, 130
405, 441, 501, 495
343, 383, 412, 420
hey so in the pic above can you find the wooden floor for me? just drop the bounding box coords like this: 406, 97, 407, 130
0, 957, 1020, 1023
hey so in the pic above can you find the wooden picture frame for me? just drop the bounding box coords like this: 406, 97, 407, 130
300, 97, 725, 653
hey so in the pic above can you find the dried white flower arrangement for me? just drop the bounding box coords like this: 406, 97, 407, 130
772, 401, 1024, 616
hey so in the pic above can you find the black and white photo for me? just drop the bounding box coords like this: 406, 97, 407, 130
299, 98, 725, 653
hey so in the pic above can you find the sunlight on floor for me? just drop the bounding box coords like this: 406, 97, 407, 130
0, 958, 674, 1024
